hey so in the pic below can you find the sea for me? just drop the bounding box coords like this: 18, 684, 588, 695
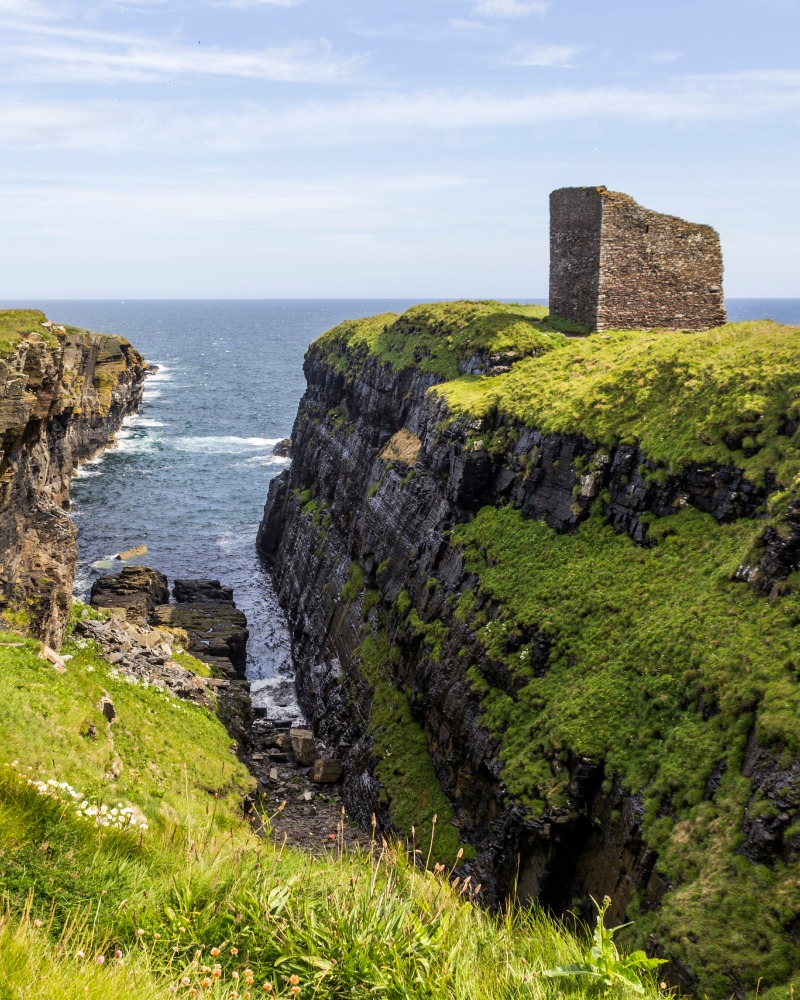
2, 298, 798, 717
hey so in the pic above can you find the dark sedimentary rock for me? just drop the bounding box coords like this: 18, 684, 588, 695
0, 316, 147, 646
256, 319, 797, 995
173, 579, 234, 604
90, 566, 169, 613
150, 587, 248, 677
273, 438, 292, 458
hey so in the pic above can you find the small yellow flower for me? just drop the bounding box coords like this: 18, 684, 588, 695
289, 976, 300, 986
262, 984, 273, 993
201, 978, 212, 989
290, 988, 300, 997
231, 971, 239, 980
230, 947, 238, 956
212, 969, 222, 979
211, 947, 221, 957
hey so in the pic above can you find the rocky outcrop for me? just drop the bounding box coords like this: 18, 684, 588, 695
90, 569, 249, 680
257, 311, 800, 996
0, 314, 147, 646
90, 566, 169, 614
88, 570, 252, 747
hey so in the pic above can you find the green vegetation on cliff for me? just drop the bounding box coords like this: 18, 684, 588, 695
0, 624, 659, 1000
301, 301, 800, 997
435, 320, 800, 491
313, 301, 568, 380
0, 309, 57, 355
452, 503, 800, 992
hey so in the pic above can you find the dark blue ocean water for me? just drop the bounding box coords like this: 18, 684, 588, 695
2, 297, 797, 693
2, 300, 425, 695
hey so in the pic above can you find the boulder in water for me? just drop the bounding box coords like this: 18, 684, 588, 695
90, 566, 169, 615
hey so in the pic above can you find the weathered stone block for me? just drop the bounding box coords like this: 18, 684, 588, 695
289, 727, 317, 765
90, 566, 169, 614
311, 758, 342, 783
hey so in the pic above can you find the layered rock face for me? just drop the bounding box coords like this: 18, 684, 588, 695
0, 312, 147, 646
258, 303, 800, 997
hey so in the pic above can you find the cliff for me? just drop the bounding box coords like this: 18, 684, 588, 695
0, 309, 147, 646
258, 301, 800, 998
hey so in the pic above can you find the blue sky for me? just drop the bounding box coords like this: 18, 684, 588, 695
1, 0, 798, 298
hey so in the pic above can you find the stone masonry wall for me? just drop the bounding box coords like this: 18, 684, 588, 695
550, 186, 726, 332
549, 186, 603, 329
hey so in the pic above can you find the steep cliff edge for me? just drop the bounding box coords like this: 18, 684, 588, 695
258, 301, 800, 997
0, 309, 147, 646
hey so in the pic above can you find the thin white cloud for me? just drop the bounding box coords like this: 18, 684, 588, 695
218, 0, 304, 7
472, 0, 549, 18
652, 50, 681, 63
510, 42, 580, 67
449, 18, 486, 29
0, 172, 469, 236
0, 0, 56, 15
0, 19, 364, 83
1, 72, 799, 151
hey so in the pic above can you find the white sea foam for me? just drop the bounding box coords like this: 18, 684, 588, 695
114, 433, 163, 455
143, 389, 162, 399
242, 454, 290, 468
171, 436, 280, 455
126, 416, 165, 428
249, 676, 304, 724
74, 467, 103, 478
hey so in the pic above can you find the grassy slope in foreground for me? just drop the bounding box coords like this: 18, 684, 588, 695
0, 626, 659, 1000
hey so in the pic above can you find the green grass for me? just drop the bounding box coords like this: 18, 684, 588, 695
449, 502, 800, 993
0, 309, 58, 355
434, 320, 800, 489
0, 633, 253, 839
0, 632, 662, 1000
356, 632, 470, 865
0, 760, 656, 1000
311, 301, 567, 381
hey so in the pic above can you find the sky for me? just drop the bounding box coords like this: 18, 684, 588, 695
0, 0, 798, 299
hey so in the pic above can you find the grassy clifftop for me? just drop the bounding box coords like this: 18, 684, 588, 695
318, 302, 799, 495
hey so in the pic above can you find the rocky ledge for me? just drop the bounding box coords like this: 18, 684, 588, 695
0, 310, 148, 646
87, 565, 359, 852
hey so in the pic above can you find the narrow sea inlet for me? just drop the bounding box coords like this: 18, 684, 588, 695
28, 300, 424, 700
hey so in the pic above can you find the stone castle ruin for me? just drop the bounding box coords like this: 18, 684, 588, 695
549, 186, 726, 332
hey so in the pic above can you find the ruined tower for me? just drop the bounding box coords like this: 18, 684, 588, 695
549, 186, 726, 332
